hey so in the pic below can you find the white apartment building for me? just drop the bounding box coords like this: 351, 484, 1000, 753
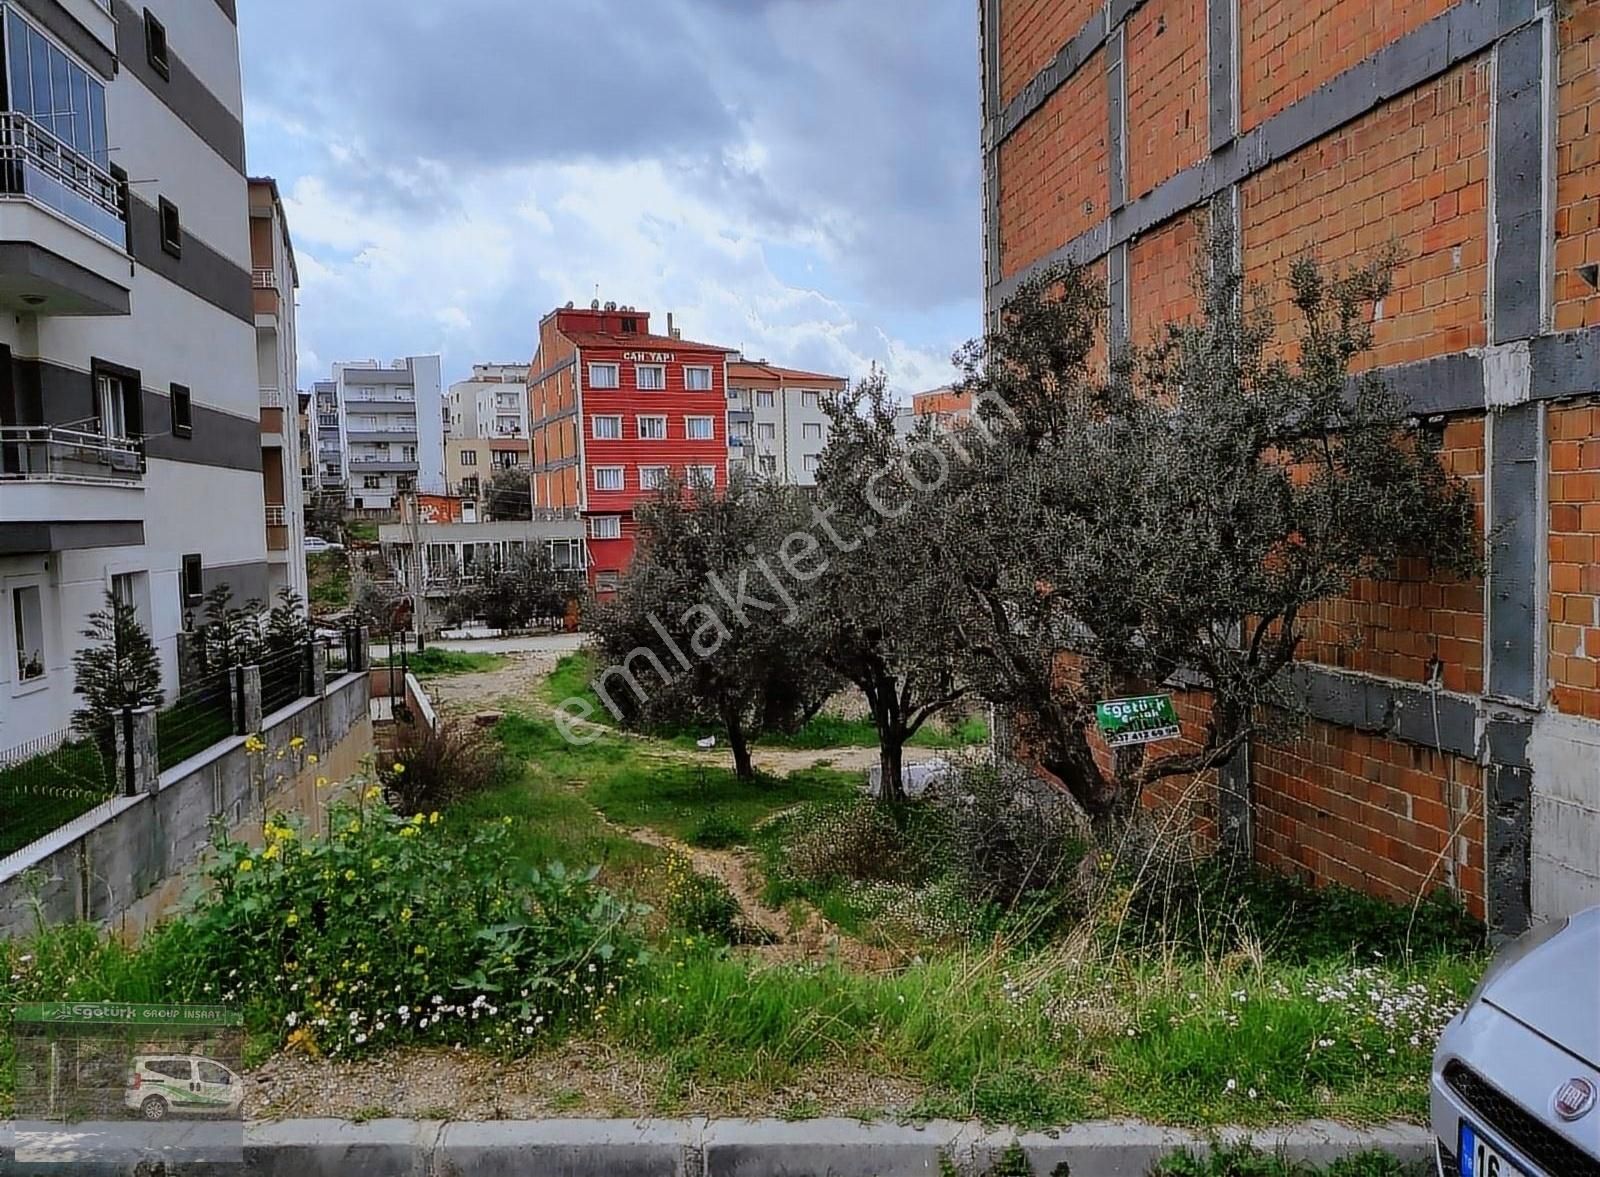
726, 360, 845, 486
315, 355, 445, 514
250, 177, 307, 605
0, 0, 280, 748
446, 362, 528, 440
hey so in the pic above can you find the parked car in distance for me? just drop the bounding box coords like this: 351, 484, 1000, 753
303, 536, 344, 554
1431, 905, 1599, 1176
124, 1055, 243, 1121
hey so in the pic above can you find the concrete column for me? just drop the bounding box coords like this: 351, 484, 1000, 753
236, 665, 263, 736
113, 705, 159, 796
306, 641, 327, 699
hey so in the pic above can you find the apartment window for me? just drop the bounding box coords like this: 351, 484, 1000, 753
11, 584, 44, 683
594, 466, 624, 492
494, 451, 516, 470
686, 416, 714, 441
803, 422, 823, 441
170, 383, 192, 438
688, 465, 718, 488
397, 476, 415, 491
757, 422, 776, 441
95, 373, 128, 439
804, 454, 821, 474
181, 553, 203, 605
363, 476, 381, 489
621, 317, 638, 333
758, 455, 777, 475
591, 516, 622, 540
111, 572, 135, 610
801, 391, 820, 409
588, 364, 619, 390
144, 8, 169, 80
756, 390, 774, 408
158, 197, 181, 257
460, 449, 478, 466
636, 365, 666, 391
592, 414, 622, 440
461, 476, 479, 497
685, 366, 713, 391
5, 10, 109, 167
637, 415, 667, 441
639, 465, 668, 491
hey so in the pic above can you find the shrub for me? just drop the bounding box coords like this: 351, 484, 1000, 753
381, 719, 507, 813
688, 813, 748, 849
776, 798, 923, 887
180, 797, 646, 1056
665, 870, 745, 943
944, 761, 1086, 913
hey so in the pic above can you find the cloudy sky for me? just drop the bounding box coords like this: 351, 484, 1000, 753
237, 0, 982, 401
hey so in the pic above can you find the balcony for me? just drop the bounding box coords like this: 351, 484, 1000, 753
0, 424, 144, 547
253, 268, 280, 321
347, 428, 418, 444
349, 457, 419, 474
0, 113, 129, 316
261, 387, 284, 409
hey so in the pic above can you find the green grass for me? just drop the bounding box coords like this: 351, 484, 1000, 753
543, 652, 617, 726
345, 520, 379, 543
307, 551, 350, 609
0, 740, 115, 857
386, 648, 508, 676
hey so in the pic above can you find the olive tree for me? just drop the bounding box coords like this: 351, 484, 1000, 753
938, 225, 1481, 825
588, 473, 838, 778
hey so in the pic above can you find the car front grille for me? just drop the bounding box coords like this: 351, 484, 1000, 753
1436, 1139, 1461, 1177
1445, 1060, 1600, 1177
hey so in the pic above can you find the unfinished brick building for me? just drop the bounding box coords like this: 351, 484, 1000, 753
982, 0, 1600, 933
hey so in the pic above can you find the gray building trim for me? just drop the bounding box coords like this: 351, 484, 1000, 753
531, 406, 578, 431
1530, 327, 1600, 398
1484, 712, 1534, 937
1287, 663, 1480, 759
1352, 351, 1488, 415
14, 0, 115, 79
212, 0, 237, 23
200, 559, 271, 607
1106, 27, 1127, 211
533, 456, 579, 475
0, 521, 143, 554
127, 195, 253, 325
1485, 403, 1542, 705
1207, 0, 1238, 149
111, 0, 247, 176
991, 8, 1113, 148
0, 241, 130, 316
1491, 22, 1546, 344
992, 0, 1538, 305
1106, 242, 1129, 352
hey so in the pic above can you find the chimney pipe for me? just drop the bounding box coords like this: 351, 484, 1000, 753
667, 312, 674, 337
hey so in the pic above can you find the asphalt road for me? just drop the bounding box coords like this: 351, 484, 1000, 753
429, 632, 586, 656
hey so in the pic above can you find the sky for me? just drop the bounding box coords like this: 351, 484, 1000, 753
237, 0, 984, 402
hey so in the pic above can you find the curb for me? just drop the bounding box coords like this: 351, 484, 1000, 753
0, 1116, 1435, 1176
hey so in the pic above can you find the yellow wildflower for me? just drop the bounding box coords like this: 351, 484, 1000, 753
307, 753, 319, 765
285, 912, 299, 927
364, 786, 382, 802
399, 826, 419, 839
428, 812, 441, 825
316, 777, 329, 789
238, 858, 254, 873
289, 736, 305, 750
344, 869, 356, 882
400, 907, 413, 922
392, 763, 405, 774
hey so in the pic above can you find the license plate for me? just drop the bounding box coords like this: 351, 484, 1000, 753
1460, 1120, 1531, 1177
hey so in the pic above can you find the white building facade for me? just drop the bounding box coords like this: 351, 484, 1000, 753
318, 355, 445, 514
0, 0, 276, 748
446, 362, 528, 440
726, 360, 844, 486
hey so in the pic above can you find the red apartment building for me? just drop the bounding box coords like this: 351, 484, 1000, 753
985, 0, 1600, 934
528, 303, 734, 591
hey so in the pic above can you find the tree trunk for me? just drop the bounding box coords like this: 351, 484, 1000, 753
878, 739, 905, 805
727, 713, 755, 780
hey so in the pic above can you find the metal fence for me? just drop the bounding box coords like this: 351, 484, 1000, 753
156, 664, 237, 772
0, 727, 115, 859
259, 646, 306, 717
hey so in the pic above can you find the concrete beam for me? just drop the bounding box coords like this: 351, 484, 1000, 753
1485, 403, 1543, 706
1207, 0, 1238, 149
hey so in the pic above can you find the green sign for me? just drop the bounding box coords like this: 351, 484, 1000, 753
13, 1003, 242, 1028
1094, 695, 1181, 748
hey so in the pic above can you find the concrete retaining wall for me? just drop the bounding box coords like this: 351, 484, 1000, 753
0, 1117, 1434, 1176
0, 671, 372, 938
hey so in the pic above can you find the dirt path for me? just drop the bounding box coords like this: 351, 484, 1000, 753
418, 650, 569, 716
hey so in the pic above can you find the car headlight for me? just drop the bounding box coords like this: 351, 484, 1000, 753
1464, 916, 1570, 1013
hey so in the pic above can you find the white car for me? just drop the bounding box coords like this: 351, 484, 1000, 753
1431, 906, 1600, 1175
124, 1054, 243, 1121
303, 536, 343, 554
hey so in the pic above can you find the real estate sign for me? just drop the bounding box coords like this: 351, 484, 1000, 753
1094, 695, 1181, 747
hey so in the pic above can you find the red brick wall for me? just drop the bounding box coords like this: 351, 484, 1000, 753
999, 0, 1101, 107
1242, 58, 1490, 371
998, 59, 1109, 279
1550, 401, 1600, 719
1254, 720, 1485, 917
1127, 212, 1202, 349
1238, 0, 1457, 133
1554, 2, 1600, 331
1125, 0, 1208, 201
1298, 417, 1487, 693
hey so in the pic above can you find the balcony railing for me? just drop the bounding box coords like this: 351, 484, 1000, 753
252, 268, 277, 290
0, 113, 124, 246
0, 424, 143, 483
260, 387, 283, 408
264, 505, 286, 527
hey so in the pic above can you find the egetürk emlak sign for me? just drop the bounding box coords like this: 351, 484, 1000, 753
14, 1003, 243, 1028
1094, 695, 1182, 748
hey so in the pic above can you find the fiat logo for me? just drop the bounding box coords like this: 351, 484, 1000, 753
1555, 1078, 1596, 1122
